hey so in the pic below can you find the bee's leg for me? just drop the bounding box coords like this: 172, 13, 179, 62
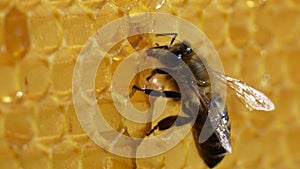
146, 115, 192, 136
149, 45, 169, 50
147, 33, 177, 51
131, 85, 195, 136
132, 85, 181, 98
146, 68, 171, 81
128, 87, 137, 98
155, 33, 178, 46
146, 102, 195, 136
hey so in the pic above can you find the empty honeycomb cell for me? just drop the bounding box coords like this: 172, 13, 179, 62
0, 114, 3, 138
0, 0, 10, 9
295, 90, 300, 119
163, 139, 188, 169
52, 141, 81, 169
0, 65, 17, 100
66, 105, 85, 135
63, 7, 96, 47
109, 40, 136, 63
240, 44, 264, 84
141, 0, 166, 10
4, 6, 30, 59
28, 6, 62, 53
169, 0, 188, 8
259, 128, 282, 162
19, 144, 50, 169
95, 56, 111, 96
95, 2, 123, 28
0, 141, 19, 169
37, 96, 65, 137
127, 34, 153, 51
18, 51, 50, 99
111, 0, 138, 11
228, 1, 251, 48
283, 126, 300, 165
253, 7, 275, 47
264, 45, 287, 87
49, 0, 74, 8
235, 127, 262, 167
218, 43, 240, 76
267, 152, 293, 169
248, 109, 274, 132
245, 0, 268, 8
124, 117, 150, 138
226, 96, 250, 134
253, 26, 273, 48
217, 0, 236, 10
136, 154, 164, 169
82, 140, 136, 169
97, 99, 123, 132
0, 15, 4, 48
179, 2, 202, 27
191, 0, 212, 9
103, 154, 136, 169
220, 150, 239, 169
82, 142, 107, 168
272, 88, 298, 128
77, 0, 107, 14
155, 0, 178, 15
286, 47, 300, 84
267, 5, 300, 45
51, 48, 75, 95
4, 104, 35, 147
184, 132, 207, 169
202, 5, 227, 47
129, 1, 151, 14
254, 3, 300, 46
18, 0, 41, 11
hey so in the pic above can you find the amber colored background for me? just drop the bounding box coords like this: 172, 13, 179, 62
0, 0, 299, 169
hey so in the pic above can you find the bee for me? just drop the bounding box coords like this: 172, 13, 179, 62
130, 33, 275, 168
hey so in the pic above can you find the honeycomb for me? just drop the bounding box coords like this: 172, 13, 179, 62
0, 0, 300, 169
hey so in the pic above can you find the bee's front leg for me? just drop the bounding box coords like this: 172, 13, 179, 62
132, 85, 181, 98
146, 68, 173, 81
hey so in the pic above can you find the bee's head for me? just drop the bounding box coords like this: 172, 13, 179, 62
169, 41, 192, 59
146, 41, 193, 67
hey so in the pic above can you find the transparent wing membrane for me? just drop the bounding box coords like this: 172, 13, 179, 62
217, 74, 275, 112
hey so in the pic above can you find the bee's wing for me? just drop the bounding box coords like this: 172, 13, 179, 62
216, 73, 275, 111
199, 95, 232, 153
191, 84, 232, 153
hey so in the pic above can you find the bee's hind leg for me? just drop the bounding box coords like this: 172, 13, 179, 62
146, 102, 196, 136
146, 115, 191, 136
131, 85, 195, 136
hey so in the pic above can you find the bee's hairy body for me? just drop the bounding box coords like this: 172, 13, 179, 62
165, 42, 231, 168
132, 33, 274, 168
